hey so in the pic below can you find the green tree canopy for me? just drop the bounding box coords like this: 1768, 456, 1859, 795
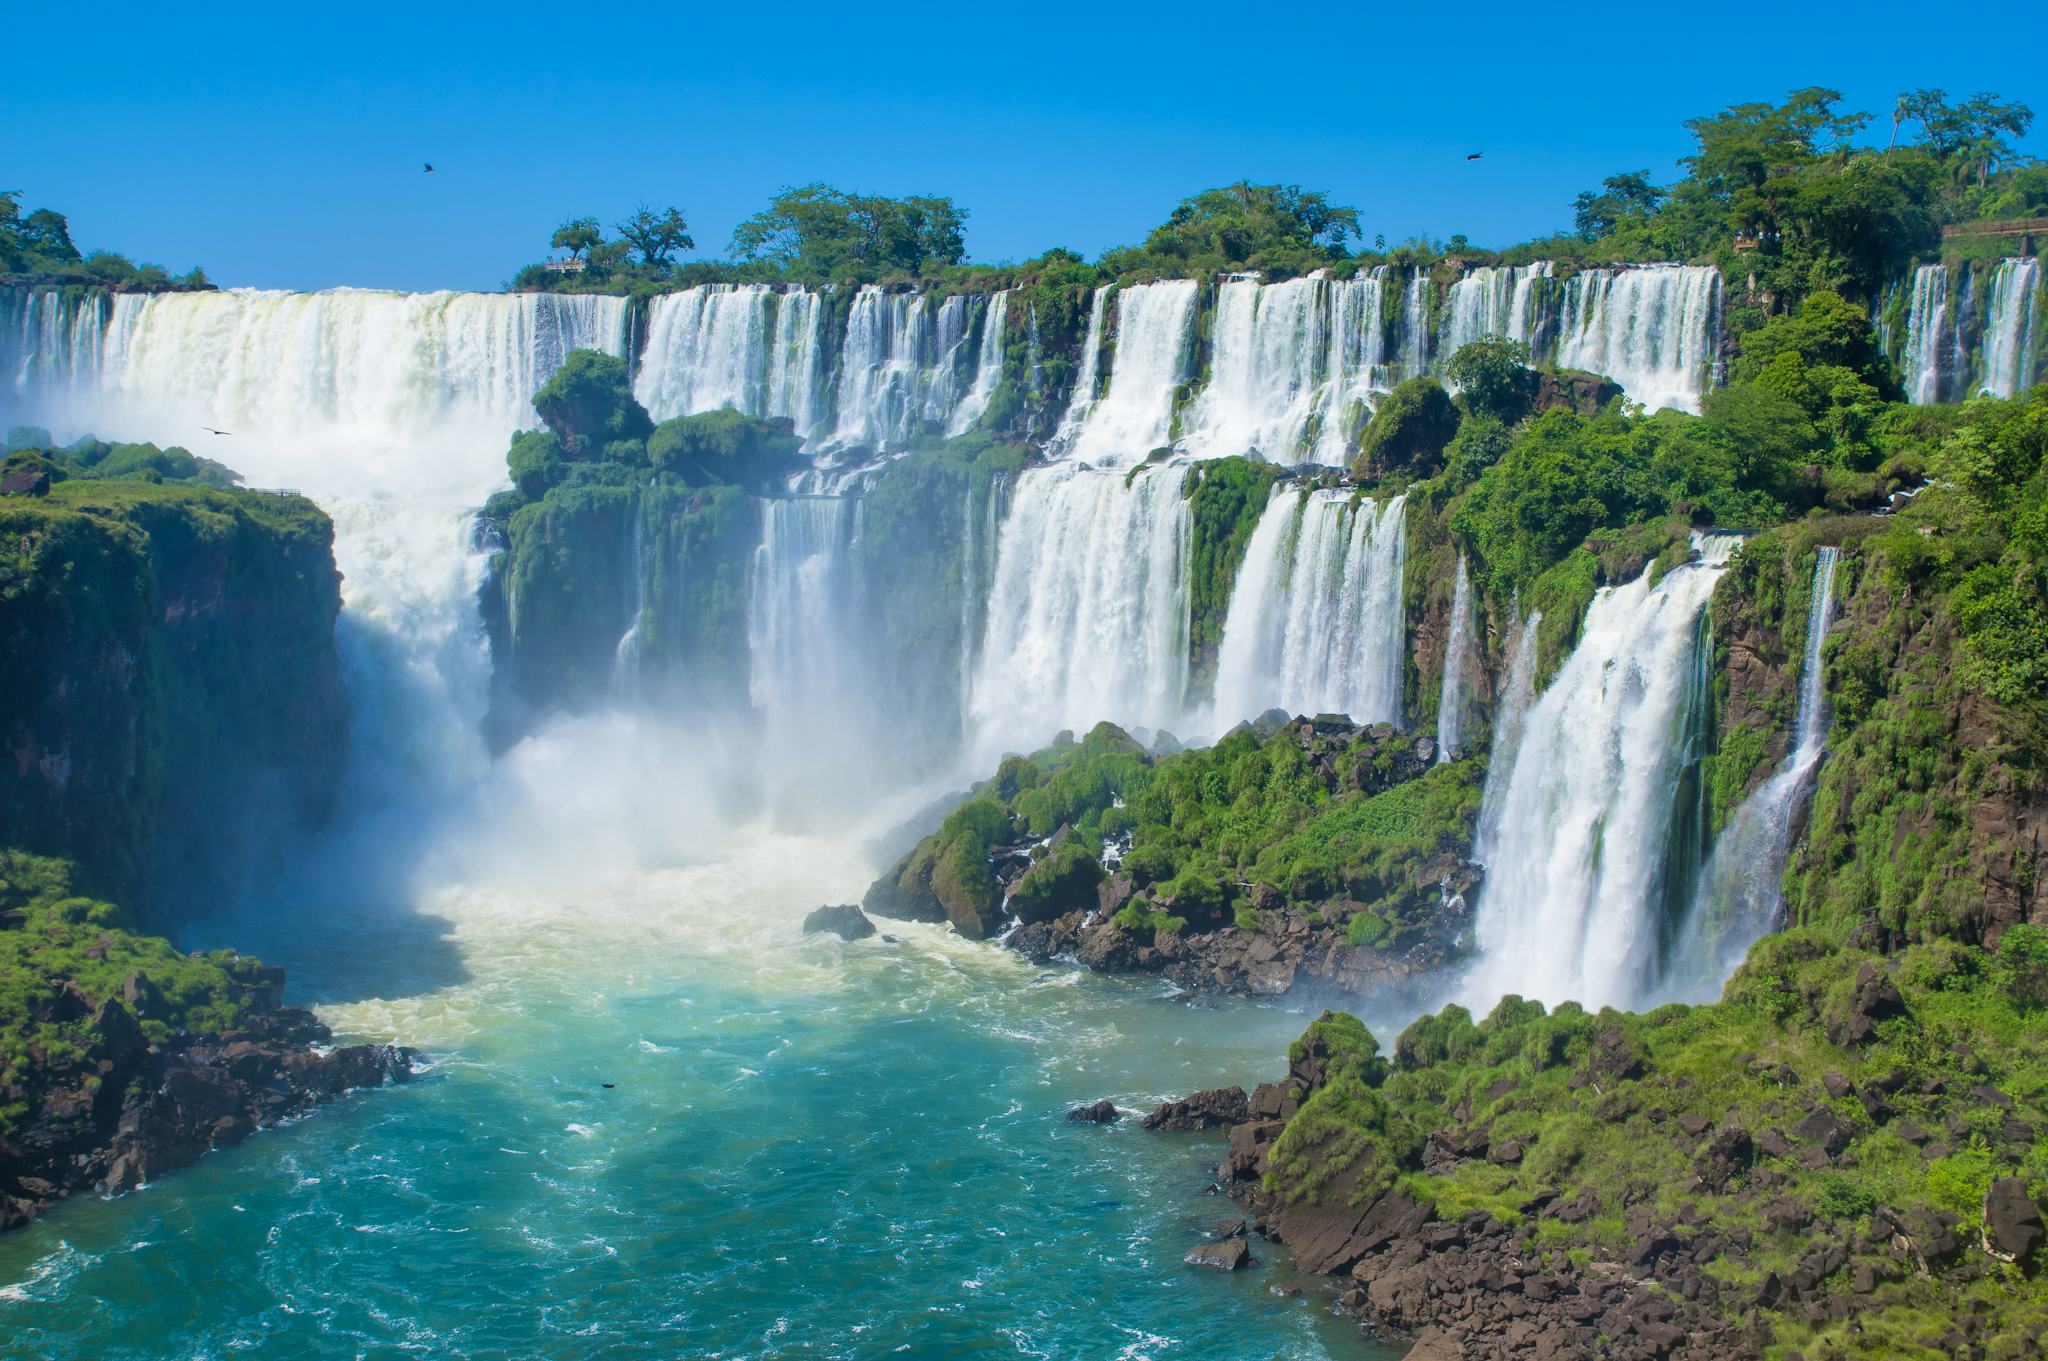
614, 206, 694, 273
729, 185, 967, 280
1138, 182, 1360, 270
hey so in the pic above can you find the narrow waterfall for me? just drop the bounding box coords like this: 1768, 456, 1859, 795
1051, 286, 1110, 445
612, 503, 648, 698
1982, 258, 2042, 398
633, 285, 828, 437
1465, 536, 1740, 1011
1313, 270, 1392, 464
749, 495, 862, 723
1058, 280, 1198, 467
1210, 487, 1406, 728
1441, 263, 1551, 357
1902, 265, 1951, 404
829, 287, 933, 450
1436, 555, 1476, 760
1664, 547, 1841, 1000
946, 291, 1010, 435
1555, 264, 1720, 414
1474, 608, 1540, 854
1399, 271, 1434, 379
970, 461, 1192, 757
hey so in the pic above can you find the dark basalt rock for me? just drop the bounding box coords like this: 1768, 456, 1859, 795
1141, 1086, 1249, 1132
1066, 1099, 1120, 1124
2, 996, 413, 1232
1981, 1178, 2044, 1265
801, 904, 876, 940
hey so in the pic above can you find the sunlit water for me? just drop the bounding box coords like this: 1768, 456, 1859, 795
0, 831, 1390, 1360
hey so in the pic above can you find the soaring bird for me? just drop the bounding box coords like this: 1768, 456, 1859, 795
202, 427, 231, 436
423, 162, 435, 174
1466, 152, 1484, 161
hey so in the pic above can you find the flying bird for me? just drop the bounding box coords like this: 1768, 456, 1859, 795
202, 427, 231, 436
601, 1082, 616, 1089
423, 162, 435, 174
1466, 152, 1484, 161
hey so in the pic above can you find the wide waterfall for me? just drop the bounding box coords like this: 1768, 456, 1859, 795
1664, 547, 1840, 1000
1435, 556, 1477, 761
1982, 257, 2042, 399
0, 286, 632, 836
1056, 281, 1199, 466
1555, 265, 1721, 415
970, 460, 1192, 756
1465, 536, 1740, 1011
1210, 486, 1407, 728
631, 284, 829, 437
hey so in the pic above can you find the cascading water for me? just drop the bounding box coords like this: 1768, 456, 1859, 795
1052, 286, 1109, 445
1435, 556, 1476, 761
1441, 263, 1551, 358
1056, 280, 1198, 467
946, 291, 1009, 436
632, 284, 828, 437
970, 461, 1191, 757
1399, 271, 1433, 379
1209, 487, 1406, 728
1555, 265, 1720, 414
748, 496, 865, 780
1981, 257, 2042, 399
1902, 265, 1951, 405
2, 288, 632, 832
1313, 270, 1392, 464
1465, 535, 1740, 1011
1473, 608, 1540, 854
1182, 276, 1328, 461
1664, 547, 1840, 1000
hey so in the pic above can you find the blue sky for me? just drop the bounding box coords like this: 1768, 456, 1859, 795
8, 1, 2043, 292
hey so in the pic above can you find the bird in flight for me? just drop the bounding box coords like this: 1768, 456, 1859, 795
423, 162, 435, 174
1466, 152, 1484, 161
202, 427, 231, 436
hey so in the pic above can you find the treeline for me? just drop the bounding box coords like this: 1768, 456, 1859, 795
0, 192, 209, 290
513, 87, 2044, 323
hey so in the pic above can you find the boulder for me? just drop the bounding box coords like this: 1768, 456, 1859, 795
801, 904, 876, 941
1982, 1178, 2044, 1264
1185, 1238, 1251, 1270
1831, 962, 1905, 1045
1066, 1099, 1120, 1124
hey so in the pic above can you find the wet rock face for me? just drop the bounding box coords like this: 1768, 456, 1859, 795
1140, 1087, 1248, 1132
1066, 1099, 1120, 1124
801, 904, 876, 940
1, 999, 414, 1232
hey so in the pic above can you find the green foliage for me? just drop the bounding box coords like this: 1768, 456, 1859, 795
646, 408, 804, 490
0, 853, 271, 1133
1354, 377, 1459, 480
1443, 336, 1535, 422
531, 350, 653, 458
1184, 458, 1285, 681
1008, 842, 1105, 925
1112, 182, 1360, 277
730, 184, 967, 281
1, 191, 205, 288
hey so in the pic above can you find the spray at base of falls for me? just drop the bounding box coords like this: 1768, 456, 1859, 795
1465, 536, 1741, 1012
1663, 547, 1841, 1001
1209, 486, 1407, 729
969, 461, 1191, 760
1436, 556, 1477, 761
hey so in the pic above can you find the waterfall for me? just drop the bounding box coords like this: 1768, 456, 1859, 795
1474, 607, 1540, 854
1555, 265, 1720, 414
829, 287, 934, 451
1436, 555, 1476, 760
633, 285, 828, 438
1441, 263, 1551, 357
1313, 270, 1392, 464
1902, 265, 1950, 404
1399, 270, 1433, 379
1209, 487, 1406, 727
1182, 276, 1327, 461
3, 287, 107, 399
1981, 258, 2042, 399
612, 502, 647, 699
749, 495, 862, 721
970, 461, 1191, 756
1051, 286, 1109, 445
1664, 547, 1840, 1000
946, 291, 1010, 435
1465, 535, 1740, 1011
2, 286, 631, 822
1057, 280, 1198, 467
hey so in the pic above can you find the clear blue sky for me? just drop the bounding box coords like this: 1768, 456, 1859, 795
9, 1, 2043, 292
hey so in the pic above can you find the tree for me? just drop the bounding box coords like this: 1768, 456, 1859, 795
550, 217, 602, 262
1572, 171, 1667, 241
1353, 377, 1459, 480
730, 185, 967, 280
1899, 89, 2034, 184
614, 205, 694, 272
1142, 182, 1359, 268
1443, 336, 1534, 421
